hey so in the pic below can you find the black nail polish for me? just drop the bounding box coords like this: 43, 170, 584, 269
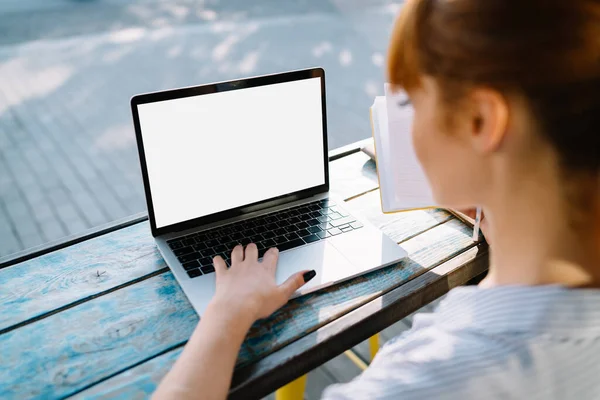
303, 270, 316, 283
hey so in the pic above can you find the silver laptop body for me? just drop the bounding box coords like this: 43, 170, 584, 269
131, 68, 407, 316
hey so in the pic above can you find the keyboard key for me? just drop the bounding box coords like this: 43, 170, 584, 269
241, 221, 256, 229
285, 225, 298, 233
183, 238, 196, 246
254, 225, 267, 233
316, 215, 328, 223
296, 221, 309, 229
299, 214, 311, 221
230, 232, 243, 240
307, 219, 320, 226
274, 236, 287, 245
225, 241, 237, 251
178, 252, 200, 263
207, 231, 221, 239
196, 233, 208, 242
328, 212, 342, 220
242, 229, 256, 237
285, 232, 300, 240
318, 222, 330, 231
350, 221, 364, 229
330, 216, 357, 228
218, 235, 231, 244
278, 212, 290, 220
168, 241, 183, 250
221, 227, 233, 235
240, 238, 251, 245
308, 225, 322, 234
250, 234, 264, 243
262, 231, 276, 239
201, 265, 215, 274
288, 216, 301, 223
298, 207, 310, 214
201, 248, 216, 258
205, 239, 219, 248
297, 229, 311, 237
262, 238, 276, 247
193, 242, 207, 251
328, 228, 342, 236
182, 260, 200, 270
274, 228, 287, 236
288, 209, 300, 217
341, 226, 353, 233
317, 230, 331, 239
277, 238, 306, 252
265, 216, 278, 223
309, 211, 321, 218
213, 244, 227, 253
277, 219, 290, 228
303, 234, 320, 243
266, 223, 279, 231
199, 257, 213, 265
308, 205, 320, 212
173, 246, 194, 256
329, 207, 349, 217
337, 223, 350, 230
187, 269, 202, 278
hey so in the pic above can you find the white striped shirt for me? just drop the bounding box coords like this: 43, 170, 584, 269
322, 285, 600, 399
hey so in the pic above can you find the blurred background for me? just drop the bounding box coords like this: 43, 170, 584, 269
0, 0, 402, 258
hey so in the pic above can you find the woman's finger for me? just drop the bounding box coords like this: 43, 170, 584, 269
245, 243, 258, 262
278, 269, 316, 299
213, 255, 227, 279
261, 247, 279, 271
231, 244, 244, 265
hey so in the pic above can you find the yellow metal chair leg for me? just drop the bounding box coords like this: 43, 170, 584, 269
275, 374, 307, 400
369, 334, 380, 361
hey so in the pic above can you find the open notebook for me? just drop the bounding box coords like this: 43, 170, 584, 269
370, 84, 434, 213
368, 84, 481, 239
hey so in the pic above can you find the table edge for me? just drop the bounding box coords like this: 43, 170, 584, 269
229, 241, 489, 399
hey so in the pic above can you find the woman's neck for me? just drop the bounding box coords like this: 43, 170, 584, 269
480, 163, 600, 289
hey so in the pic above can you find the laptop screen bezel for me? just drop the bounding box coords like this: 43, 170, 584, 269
131, 67, 330, 238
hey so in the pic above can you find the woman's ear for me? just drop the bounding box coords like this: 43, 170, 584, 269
469, 88, 509, 154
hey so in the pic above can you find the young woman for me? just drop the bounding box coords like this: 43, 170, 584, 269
154, 0, 600, 398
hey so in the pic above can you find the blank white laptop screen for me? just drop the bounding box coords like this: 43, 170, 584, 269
137, 77, 325, 229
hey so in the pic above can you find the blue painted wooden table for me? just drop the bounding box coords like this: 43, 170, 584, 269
0, 140, 489, 399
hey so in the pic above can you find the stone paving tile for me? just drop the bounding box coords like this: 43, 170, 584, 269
0, 0, 401, 257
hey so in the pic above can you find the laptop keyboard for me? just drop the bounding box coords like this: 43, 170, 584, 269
166, 199, 363, 279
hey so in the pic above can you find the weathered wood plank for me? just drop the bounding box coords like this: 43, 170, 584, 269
345, 190, 452, 244
0, 152, 379, 334
70, 218, 475, 399
329, 152, 379, 201
0, 222, 164, 334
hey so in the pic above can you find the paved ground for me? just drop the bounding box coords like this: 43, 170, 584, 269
0, 0, 403, 256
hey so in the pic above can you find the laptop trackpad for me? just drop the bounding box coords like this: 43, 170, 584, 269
274, 241, 357, 297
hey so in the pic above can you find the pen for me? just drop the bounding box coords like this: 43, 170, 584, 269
472, 207, 482, 241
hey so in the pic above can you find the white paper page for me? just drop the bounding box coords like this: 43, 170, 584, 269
383, 84, 435, 210
371, 97, 393, 211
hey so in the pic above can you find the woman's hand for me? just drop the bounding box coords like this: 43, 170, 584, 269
211, 244, 316, 323
154, 245, 315, 400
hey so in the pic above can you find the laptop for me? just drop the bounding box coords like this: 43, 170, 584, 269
131, 68, 407, 316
